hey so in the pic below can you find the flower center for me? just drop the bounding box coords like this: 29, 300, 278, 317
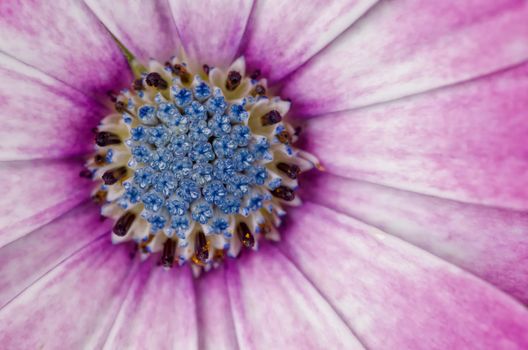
86, 56, 318, 274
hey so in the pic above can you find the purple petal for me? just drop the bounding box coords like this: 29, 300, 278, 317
280, 203, 528, 349
0, 237, 134, 349
303, 172, 528, 304
196, 267, 238, 350
0, 0, 132, 97
241, 0, 378, 83
0, 159, 91, 248
103, 262, 198, 349
225, 246, 364, 349
0, 53, 108, 160
0, 202, 110, 308
299, 61, 528, 210
282, 0, 528, 116
168, 0, 253, 68
84, 0, 180, 62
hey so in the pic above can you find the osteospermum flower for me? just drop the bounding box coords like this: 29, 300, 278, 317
1, 0, 528, 348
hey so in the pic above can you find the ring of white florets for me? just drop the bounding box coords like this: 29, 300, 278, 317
87, 57, 317, 273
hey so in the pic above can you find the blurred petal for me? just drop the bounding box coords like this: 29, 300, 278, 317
299, 61, 528, 210
196, 267, 238, 350
0, 53, 108, 160
281, 203, 528, 349
283, 0, 528, 116
0, 202, 110, 308
0, 238, 134, 349
226, 246, 364, 349
0, 159, 91, 248
168, 0, 253, 68
303, 172, 528, 304
84, 0, 180, 62
103, 262, 198, 350
241, 0, 378, 83
0, 0, 131, 98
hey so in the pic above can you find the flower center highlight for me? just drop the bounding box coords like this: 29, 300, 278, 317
85, 56, 318, 274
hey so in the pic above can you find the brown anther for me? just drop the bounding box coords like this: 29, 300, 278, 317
258, 223, 271, 235
194, 231, 209, 264
115, 100, 127, 113
294, 126, 302, 136
94, 154, 106, 166
250, 69, 261, 80
271, 186, 295, 201
102, 167, 127, 185
261, 110, 282, 126
79, 169, 92, 179
173, 64, 191, 84
113, 212, 136, 237
226, 71, 242, 91
237, 222, 255, 248
203, 64, 210, 75
164, 62, 174, 73
161, 239, 176, 268
145, 72, 168, 90
253, 84, 266, 96
95, 131, 121, 147
276, 130, 292, 144
133, 78, 144, 91
107, 91, 117, 102
277, 162, 301, 179
92, 190, 107, 204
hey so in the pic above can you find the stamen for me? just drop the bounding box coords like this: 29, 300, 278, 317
115, 100, 127, 113
203, 64, 210, 75
133, 78, 144, 91
253, 84, 266, 96
92, 190, 107, 204
161, 239, 176, 268
226, 71, 242, 91
95, 131, 121, 147
113, 212, 136, 237
102, 167, 127, 185
194, 231, 209, 264
237, 222, 254, 248
271, 186, 295, 201
145, 72, 168, 90
277, 162, 300, 179
79, 169, 92, 179
250, 69, 261, 80
276, 130, 292, 144
261, 110, 282, 126
173, 64, 191, 84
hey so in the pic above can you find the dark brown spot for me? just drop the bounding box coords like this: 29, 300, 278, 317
95, 131, 121, 147
94, 154, 106, 166
145, 72, 168, 89
276, 130, 292, 144
194, 231, 209, 264
226, 71, 242, 91
270, 186, 295, 201
250, 69, 261, 80
237, 222, 254, 248
113, 212, 136, 237
107, 91, 117, 102
277, 162, 301, 179
261, 110, 282, 126
161, 239, 176, 268
173, 64, 191, 84
203, 64, 210, 75
79, 169, 92, 179
133, 78, 144, 91
102, 167, 127, 185
253, 84, 266, 96
294, 126, 302, 136
114, 101, 126, 113
92, 190, 107, 204
164, 62, 174, 73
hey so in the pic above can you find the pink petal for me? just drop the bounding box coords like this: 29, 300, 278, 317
0, 202, 110, 308
0, 159, 92, 248
280, 203, 528, 349
0, 237, 134, 349
0, 53, 108, 160
282, 0, 528, 116
168, 0, 253, 68
84, 0, 180, 62
241, 0, 378, 83
196, 267, 238, 350
0, 0, 132, 97
303, 172, 528, 304
103, 262, 198, 349
299, 61, 528, 210
225, 246, 364, 349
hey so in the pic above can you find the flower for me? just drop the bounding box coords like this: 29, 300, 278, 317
1, 0, 528, 349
